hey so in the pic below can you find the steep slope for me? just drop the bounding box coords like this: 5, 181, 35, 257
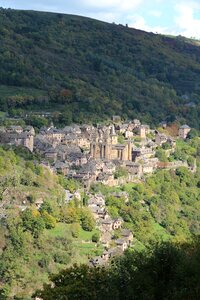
0, 8, 200, 127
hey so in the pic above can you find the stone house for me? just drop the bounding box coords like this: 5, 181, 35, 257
76, 135, 90, 149
53, 161, 69, 175
100, 231, 112, 248
124, 162, 143, 177
96, 173, 115, 186
35, 199, 44, 209
90, 206, 107, 220
116, 123, 129, 134
133, 119, 141, 127
0, 126, 35, 152
89, 256, 105, 267
44, 148, 58, 162
132, 147, 154, 162
45, 128, 65, 144
178, 125, 191, 139
101, 219, 113, 232
125, 130, 134, 138
88, 195, 105, 207
121, 229, 133, 245
7, 125, 23, 134
102, 162, 116, 174
112, 218, 123, 230
155, 133, 168, 145
138, 125, 150, 138
115, 238, 128, 251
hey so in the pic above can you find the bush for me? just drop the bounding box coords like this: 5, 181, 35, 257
80, 209, 95, 231
53, 251, 70, 264
92, 232, 100, 243
71, 223, 80, 238
114, 167, 128, 179
42, 211, 56, 229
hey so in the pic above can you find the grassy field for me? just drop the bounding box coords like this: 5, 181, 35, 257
45, 223, 103, 261
45, 223, 71, 238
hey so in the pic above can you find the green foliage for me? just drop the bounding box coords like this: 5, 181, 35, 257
162, 142, 171, 150
0, 9, 199, 127
36, 240, 200, 300
60, 206, 79, 224
80, 208, 95, 231
92, 232, 100, 243
0, 135, 199, 298
22, 209, 45, 238
25, 116, 49, 129
155, 148, 168, 162
70, 223, 80, 238
42, 211, 57, 229
117, 134, 125, 144
58, 176, 81, 192
114, 166, 128, 179
187, 128, 199, 139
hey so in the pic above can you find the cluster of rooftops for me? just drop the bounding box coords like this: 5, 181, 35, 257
0, 119, 191, 188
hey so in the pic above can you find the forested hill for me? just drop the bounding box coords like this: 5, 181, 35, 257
0, 8, 200, 128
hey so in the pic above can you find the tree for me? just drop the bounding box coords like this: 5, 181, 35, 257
155, 149, 168, 162
22, 209, 45, 238
60, 206, 79, 224
92, 232, 100, 243
187, 128, 199, 139
71, 223, 80, 238
42, 211, 56, 229
80, 208, 95, 231
35, 241, 200, 300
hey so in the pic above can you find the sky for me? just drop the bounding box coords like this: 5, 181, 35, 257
1, 0, 200, 39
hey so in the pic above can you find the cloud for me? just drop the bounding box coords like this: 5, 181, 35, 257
1, 0, 200, 38
148, 10, 162, 17
0, 0, 145, 23
1, 0, 144, 13
128, 15, 169, 34
82, 0, 144, 11
175, 1, 200, 38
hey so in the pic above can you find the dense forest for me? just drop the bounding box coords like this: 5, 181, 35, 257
36, 240, 200, 300
0, 8, 200, 128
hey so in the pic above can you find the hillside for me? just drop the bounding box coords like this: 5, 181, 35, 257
0, 146, 102, 298
0, 8, 200, 128
0, 135, 200, 298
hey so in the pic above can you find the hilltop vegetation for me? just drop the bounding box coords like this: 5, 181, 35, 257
0, 8, 200, 127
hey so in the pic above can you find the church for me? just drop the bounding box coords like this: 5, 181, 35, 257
90, 125, 132, 161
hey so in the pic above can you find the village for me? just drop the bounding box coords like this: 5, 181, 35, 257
0, 117, 194, 266
0, 117, 192, 186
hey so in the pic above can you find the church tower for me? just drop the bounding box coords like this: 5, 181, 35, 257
110, 125, 118, 145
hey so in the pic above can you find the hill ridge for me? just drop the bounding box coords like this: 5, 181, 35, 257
0, 8, 199, 128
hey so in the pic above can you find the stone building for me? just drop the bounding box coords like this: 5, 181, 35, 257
132, 147, 154, 162
178, 125, 191, 139
90, 125, 132, 161
138, 125, 150, 138
0, 126, 35, 152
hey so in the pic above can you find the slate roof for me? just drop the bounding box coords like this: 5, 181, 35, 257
180, 124, 190, 129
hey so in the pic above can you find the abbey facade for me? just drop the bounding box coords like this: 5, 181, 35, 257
90, 125, 132, 161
